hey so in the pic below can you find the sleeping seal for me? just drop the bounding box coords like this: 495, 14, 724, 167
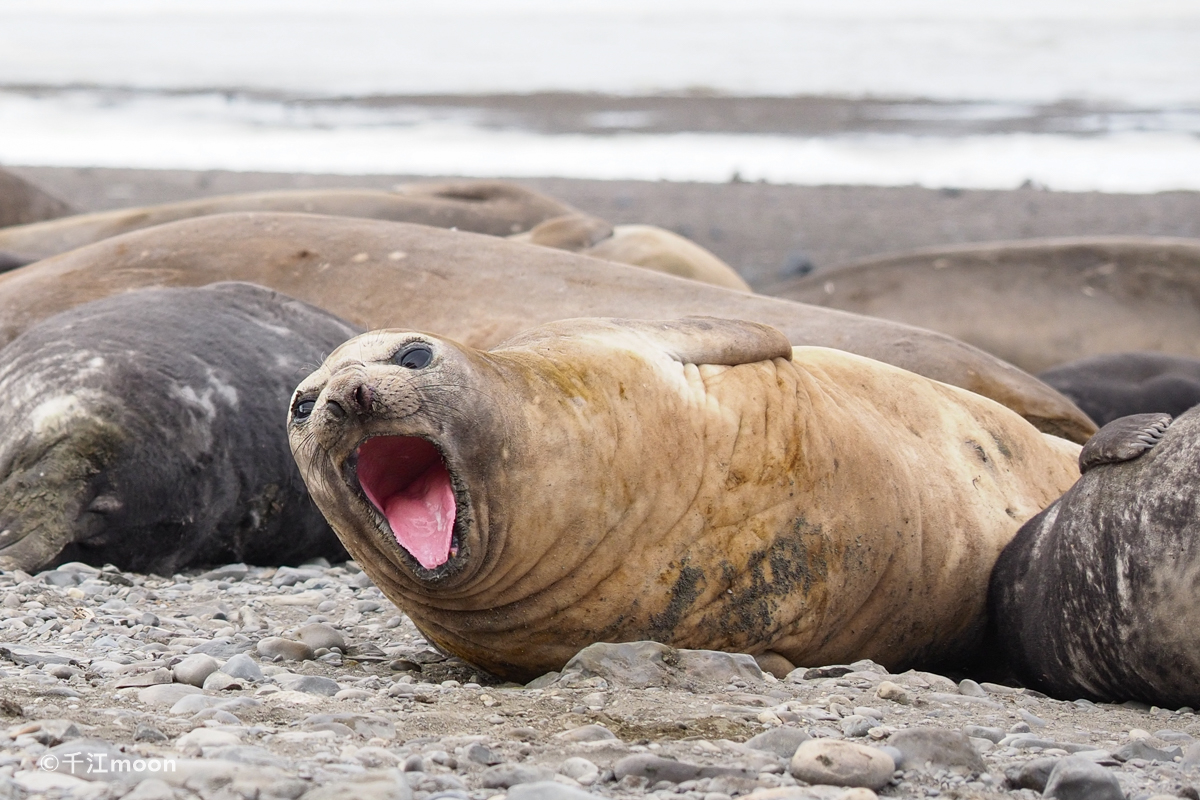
1038, 352, 1200, 426
288, 317, 1080, 681
0, 283, 361, 574
0, 212, 1097, 443
990, 410, 1200, 708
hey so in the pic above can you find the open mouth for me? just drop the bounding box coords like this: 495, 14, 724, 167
354, 436, 458, 570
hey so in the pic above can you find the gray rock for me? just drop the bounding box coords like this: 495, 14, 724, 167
957, 679, 988, 697
558, 757, 600, 785
203, 745, 289, 768
888, 727, 986, 774
277, 675, 339, 696
301, 776, 412, 800
465, 743, 502, 765
1004, 757, 1060, 791
297, 623, 346, 652
479, 764, 554, 789
220, 653, 265, 681
745, 727, 811, 759
1018, 709, 1048, 727
197, 564, 249, 582
789, 740, 894, 790
303, 713, 395, 740
560, 641, 761, 688
1183, 742, 1200, 769
508, 780, 597, 800
172, 654, 220, 688
202, 671, 243, 691
256, 637, 315, 661
841, 715, 873, 738
134, 725, 169, 743
188, 639, 253, 658
43, 739, 136, 781
403, 754, 424, 772
124, 778, 176, 800
138, 683, 203, 707
170, 695, 228, 715
1042, 756, 1125, 800
554, 724, 617, 742
614, 754, 754, 783
1112, 740, 1182, 763
962, 725, 1004, 744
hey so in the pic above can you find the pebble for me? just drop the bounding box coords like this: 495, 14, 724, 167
745, 727, 812, 758
875, 681, 911, 704
789, 740, 895, 790
615, 754, 753, 783
508, 781, 598, 800
221, 652, 265, 681
1042, 755, 1126, 800
297, 622, 347, 652
554, 724, 616, 742
887, 727, 987, 773
138, 683, 203, 706
559, 757, 601, 785
172, 653, 220, 687
257, 637, 316, 661
480, 764, 554, 788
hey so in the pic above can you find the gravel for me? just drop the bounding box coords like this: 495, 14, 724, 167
2, 560, 1199, 800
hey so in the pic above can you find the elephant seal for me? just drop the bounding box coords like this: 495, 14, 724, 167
1038, 352, 1200, 426
769, 237, 1200, 374
0, 180, 576, 268
287, 317, 1080, 680
511, 215, 751, 292
0, 282, 360, 574
0, 167, 74, 229
0, 212, 1096, 443
989, 410, 1200, 707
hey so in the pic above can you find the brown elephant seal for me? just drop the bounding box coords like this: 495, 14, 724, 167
769, 236, 1200, 374
1038, 352, 1200, 426
0, 180, 576, 268
288, 318, 1080, 681
989, 409, 1200, 707
511, 215, 751, 291
0, 168, 74, 230
0, 283, 359, 574
0, 212, 1095, 443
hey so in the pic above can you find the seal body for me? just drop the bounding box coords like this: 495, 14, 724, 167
289, 317, 1080, 681
0, 180, 576, 267
0, 212, 1096, 443
1039, 352, 1200, 426
0, 167, 74, 228
771, 236, 1200, 373
990, 408, 1200, 707
0, 282, 361, 574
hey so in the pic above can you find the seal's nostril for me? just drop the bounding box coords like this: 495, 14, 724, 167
326, 400, 347, 420
353, 383, 374, 413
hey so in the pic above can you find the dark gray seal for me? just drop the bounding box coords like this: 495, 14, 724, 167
1038, 352, 1200, 427
989, 410, 1200, 707
0, 282, 362, 574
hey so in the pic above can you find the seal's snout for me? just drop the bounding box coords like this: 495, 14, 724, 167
325, 379, 375, 420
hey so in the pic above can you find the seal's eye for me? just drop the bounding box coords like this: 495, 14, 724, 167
395, 343, 433, 370
293, 398, 316, 420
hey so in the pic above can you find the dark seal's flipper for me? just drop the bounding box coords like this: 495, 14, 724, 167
1079, 412, 1173, 473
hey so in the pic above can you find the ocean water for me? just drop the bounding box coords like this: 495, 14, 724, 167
2, 0, 1199, 190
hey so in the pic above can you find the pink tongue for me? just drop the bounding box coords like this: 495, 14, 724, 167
381, 461, 457, 569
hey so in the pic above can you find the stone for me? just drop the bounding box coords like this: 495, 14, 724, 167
841, 715, 873, 738
172, 654, 220, 687
198, 564, 249, 582
554, 724, 617, 742
177, 728, 241, 750
887, 727, 986, 774
559, 641, 761, 688
788, 740, 895, 790
558, 757, 600, 785
754, 652, 795, 680
138, 683, 203, 707
745, 727, 812, 759
465, 743, 502, 765
301, 776, 412, 800
962, 725, 1004, 744
113, 668, 174, 688
303, 713, 395, 740
277, 675, 340, 696
403, 754, 424, 772
479, 764, 554, 788
614, 754, 754, 784
508, 781, 597, 800
220, 653, 265, 681
957, 679, 987, 697
202, 671, 243, 691
256, 637, 315, 661
1004, 757, 1060, 792
169, 695, 228, 715
42, 739, 128, 781
297, 623, 346, 652
875, 682, 910, 704
124, 778, 176, 800
1112, 739, 1182, 762
134, 725, 169, 743
1041, 756, 1125, 800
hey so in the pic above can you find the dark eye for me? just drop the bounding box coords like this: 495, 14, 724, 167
395, 343, 433, 369
293, 398, 316, 420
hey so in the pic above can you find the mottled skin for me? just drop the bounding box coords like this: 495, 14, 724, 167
0, 212, 1096, 443
990, 409, 1200, 707
0, 180, 576, 268
771, 236, 1200, 374
289, 318, 1080, 681
1039, 352, 1200, 426
0, 283, 360, 574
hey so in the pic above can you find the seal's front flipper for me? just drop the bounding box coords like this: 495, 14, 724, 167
1079, 412, 1173, 473
498, 317, 792, 367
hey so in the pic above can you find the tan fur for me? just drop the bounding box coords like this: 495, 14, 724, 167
289, 319, 1081, 681
583, 224, 752, 292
